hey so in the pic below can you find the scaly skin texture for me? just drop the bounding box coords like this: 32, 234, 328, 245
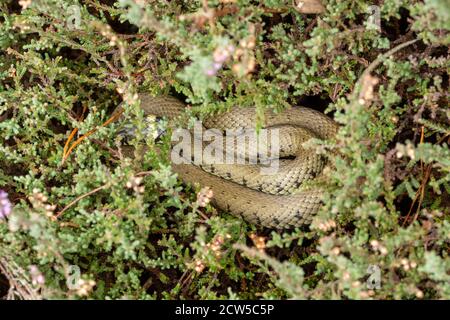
119, 94, 338, 229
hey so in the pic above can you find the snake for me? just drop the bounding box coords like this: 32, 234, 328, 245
116, 94, 338, 229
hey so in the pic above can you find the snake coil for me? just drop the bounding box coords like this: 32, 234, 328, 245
117, 94, 338, 229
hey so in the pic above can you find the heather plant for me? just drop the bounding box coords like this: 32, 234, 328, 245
0, 0, 448, 299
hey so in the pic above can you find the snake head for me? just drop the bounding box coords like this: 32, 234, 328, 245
116, 115, 167, 143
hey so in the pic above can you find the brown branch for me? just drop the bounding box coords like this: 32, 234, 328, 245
55, 183, 110, 218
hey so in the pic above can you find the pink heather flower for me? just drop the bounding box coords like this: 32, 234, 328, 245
34, 274, 45, 285
205, 62, 223, 77
29, 265, 45, 286
213, 45, 235, 64
205, 67, 217, 77
29, 265, 38, 273
0, 190, 12, 219
226, 44, 235, 53
213, 51, 229, 64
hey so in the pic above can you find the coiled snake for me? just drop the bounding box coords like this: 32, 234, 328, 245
117, 94, 338, 229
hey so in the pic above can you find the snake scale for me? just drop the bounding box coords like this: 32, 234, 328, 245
117, 94, 338, 229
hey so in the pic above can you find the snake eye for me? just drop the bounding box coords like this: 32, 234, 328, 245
116, 123, 137, 143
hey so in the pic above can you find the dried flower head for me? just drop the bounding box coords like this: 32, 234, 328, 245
29, 189, 56, 217
76, 279, 96, 296
317, 219, 337, 231
19, 0, 32, 10
249, 233, 266, 252
194, 259, 205, 273
196, 187, 213, 207
126, 176, 145, 194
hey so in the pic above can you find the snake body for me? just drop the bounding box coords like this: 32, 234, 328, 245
122, 94, 338, 229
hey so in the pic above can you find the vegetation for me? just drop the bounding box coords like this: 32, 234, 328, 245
0, 0, 448, 299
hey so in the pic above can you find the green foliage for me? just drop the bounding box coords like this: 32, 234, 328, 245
0, 0, 448, 299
